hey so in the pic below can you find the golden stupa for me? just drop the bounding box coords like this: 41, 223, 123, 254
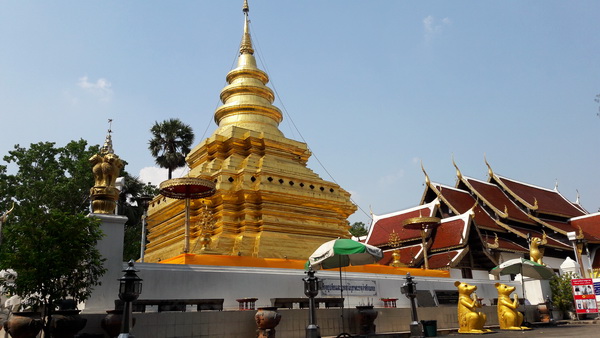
143, 2, 357, 262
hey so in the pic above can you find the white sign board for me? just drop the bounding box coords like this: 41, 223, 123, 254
320, 279, 377, 296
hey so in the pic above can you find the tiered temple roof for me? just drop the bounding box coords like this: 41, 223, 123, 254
366, 160, 598, 272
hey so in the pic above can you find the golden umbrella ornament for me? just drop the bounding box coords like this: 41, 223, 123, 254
401, 216, 440, 269
159, 177, 216, 253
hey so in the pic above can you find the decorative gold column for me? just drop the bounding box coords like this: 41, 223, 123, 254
90, 121, 124, 214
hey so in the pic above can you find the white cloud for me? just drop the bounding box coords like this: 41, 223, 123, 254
423, 15, 452, 42
77, 76, 113, 101
139, 166, 189, 186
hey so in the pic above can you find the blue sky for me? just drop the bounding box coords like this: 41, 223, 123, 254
1, 1, 599, 226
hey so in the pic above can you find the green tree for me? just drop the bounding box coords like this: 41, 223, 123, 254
349, 221, 369, 237
118, 174, 158, 261
148, 118, 195, 179
0, 140, 106, 335
549, 271, 576, 315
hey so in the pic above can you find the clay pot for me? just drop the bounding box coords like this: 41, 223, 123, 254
3, 312, 43, 338
50, 309, 87, 338
255, 307, 281, 338
101, 310, 136, 338
355, 305, 378, 335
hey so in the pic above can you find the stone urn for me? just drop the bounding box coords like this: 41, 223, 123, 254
355, 305, 378, 335
101, 309, 136, 338
255, 306, 281, 338
3, 312, 43, 338
50, 309, 87, 338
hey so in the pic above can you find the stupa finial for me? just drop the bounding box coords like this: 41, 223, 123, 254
100, 119, 114, 155
239, 0, 254, 55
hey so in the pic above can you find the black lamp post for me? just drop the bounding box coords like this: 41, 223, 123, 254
118, 260, 143, 338
135, 195, 153, 263
303, 268, 320, 338
401, 273, 423, 338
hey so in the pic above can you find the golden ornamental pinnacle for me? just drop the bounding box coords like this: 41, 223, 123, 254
197, 204, 215, 250
387, 230, 401, 248
387, 230, 404, 267
89, 120, 124, 214
239, 1, 254, 55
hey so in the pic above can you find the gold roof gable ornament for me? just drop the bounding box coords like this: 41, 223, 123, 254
90, 119, 124, 214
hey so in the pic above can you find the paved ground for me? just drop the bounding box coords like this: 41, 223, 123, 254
324, 321, 600, 338
444, 321, 600, 337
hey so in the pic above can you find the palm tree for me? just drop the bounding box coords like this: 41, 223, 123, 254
148, 118, 195, 179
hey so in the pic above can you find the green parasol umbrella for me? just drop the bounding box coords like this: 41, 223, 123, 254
490, 257, 555, 302
307, 238, 383, 336
491, 258, 555, 280
307, 238, 383, 270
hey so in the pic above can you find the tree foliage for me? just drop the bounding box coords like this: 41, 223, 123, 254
349, 221, 369, 237
148, 118, 195, 179
1, 140, 98, 213
0, 140, 107, 334
549, 271, 576, 313
118, 175, 158, 261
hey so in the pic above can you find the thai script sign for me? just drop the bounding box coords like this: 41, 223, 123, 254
571, 278, 599, 314
320, 279, 377, 296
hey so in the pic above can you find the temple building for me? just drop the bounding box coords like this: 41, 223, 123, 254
143, 3, 356, 262
365, 159, 600, 279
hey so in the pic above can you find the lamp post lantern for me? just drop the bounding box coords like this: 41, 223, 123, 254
303, 268, 320, 338
135, 195, 153, 263
567, 231, 588, 277
118, 260, 143, 338
402, 273, 424, 338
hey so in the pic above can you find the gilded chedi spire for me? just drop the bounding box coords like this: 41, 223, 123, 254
144, 2, 357, 262
213, 2, 283, 137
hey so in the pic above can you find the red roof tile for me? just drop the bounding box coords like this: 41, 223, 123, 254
428, 249, 467, 269
540, 219, 578, 234
432, 183, 504, 232
463, 177, 535, 225
570, 213, 600, 242
510, 227, 571, 249
380, 245, 423, 266
483, 235, 528, 253
366, 200, 438, 247
430, 212, 471, 252
494, 175, 586, 218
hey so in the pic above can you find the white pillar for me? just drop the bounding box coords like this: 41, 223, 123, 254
82, 214, 127, 313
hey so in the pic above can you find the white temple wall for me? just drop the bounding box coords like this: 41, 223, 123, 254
82, 262, 524, 313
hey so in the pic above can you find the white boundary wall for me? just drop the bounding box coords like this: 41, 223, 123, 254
84, 262, 524, 313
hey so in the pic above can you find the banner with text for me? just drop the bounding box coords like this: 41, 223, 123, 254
320, 279, 377, 296
571, 278, 599, 314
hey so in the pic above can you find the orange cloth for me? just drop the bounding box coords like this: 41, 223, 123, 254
159, 254, 450, 278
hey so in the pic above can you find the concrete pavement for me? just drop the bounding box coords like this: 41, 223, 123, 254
446, 321, 600, 337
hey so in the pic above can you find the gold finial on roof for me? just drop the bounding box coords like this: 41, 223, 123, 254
452, 154, 463, 180
421, 160, 431, 186
484, 154, 493, 178
240, 0, 254, 55
100, 119, 114, 155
